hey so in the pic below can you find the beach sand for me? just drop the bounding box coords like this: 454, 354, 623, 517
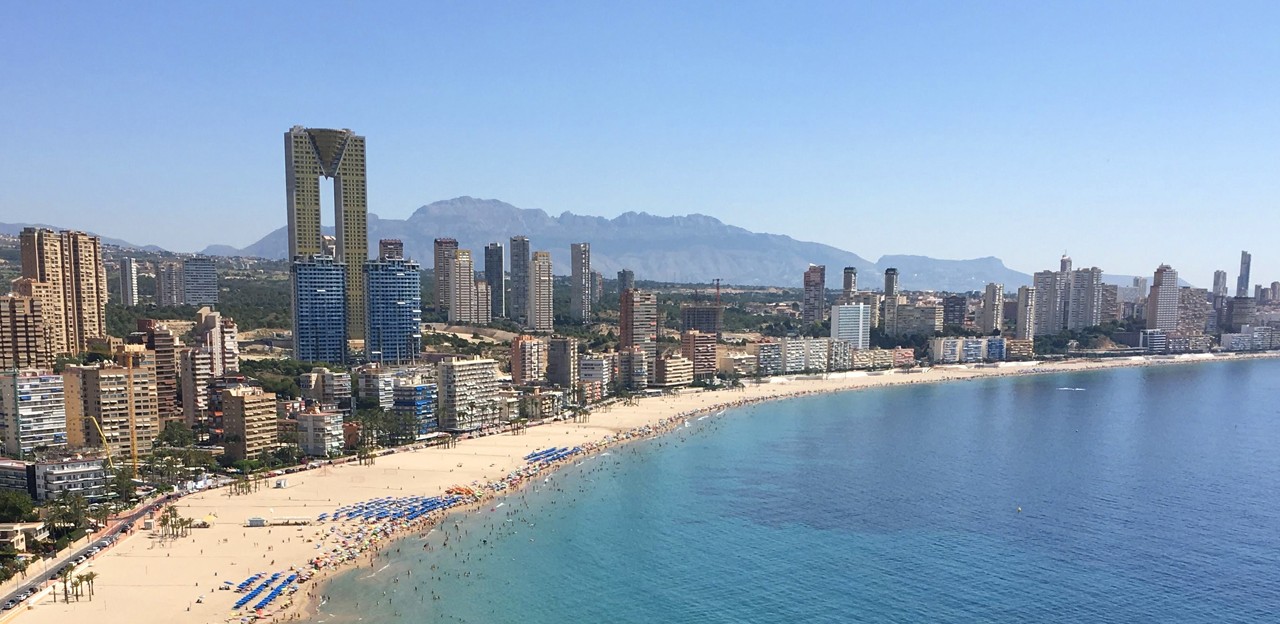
13, 354, 1270, 624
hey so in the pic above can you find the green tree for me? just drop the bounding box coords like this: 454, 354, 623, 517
156, 421, 196, 448
0, 490, 34, 523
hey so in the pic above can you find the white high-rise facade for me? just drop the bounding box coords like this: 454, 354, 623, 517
569, 243, 592, 322
527, 252, 554, 332
120, 257, 139, 306
980, 283, 1003, 334
829, 304, 872, 350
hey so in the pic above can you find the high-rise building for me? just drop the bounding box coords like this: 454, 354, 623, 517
19, 228, 107, 355
132, 320, 180, 427
0, 295, 52, 370
448, 249, 476, 324
285, 126, 368, 339
1032, 270, 1065, 336
221, 385, 277, 462
508, 236, 531, 324
0, 369, 67, 458
802, 265, 826, 324
1060, 254, 1073, 273
434, 238, 460, 314
1236, 251, 1252, 298
63, 359, 159, 462
120, 257, 139, 306
510, 335, 546, 385
354, 365, 395, 410
291, 255, 347, 363
182, 257, 218, 305
156, 262, 183, 306
850, 292, 882, 329
437, 358, 500, 431
841, 267, 857, 302
1066, 268, 1103, 331
484, 243, 506, 319
829, 304, 872, 350
981, 284, 1004, 334
365, 257, 423, 363
569, 243, 592, 322
547, 337, 579, 393
194, 307, 239, 376
620, 289, 658, 382
617, 269, 635, 294
1212, 270, 1229, 299
680, 330, 718, 380
1014, 286, 1036, 340
1100, 284, 1121, 321
527, 251, 554, 332
475, 280, 493, 325
393, 383, 438, 439
619, 347, 649, 391
1177, 288, 1210, 335
942, 295, 967, 327
680, 305, 724, 339
1147, 265, 1180, 331
179, 348, 214, 428
378, 239, 404, 260
883, 268, 899, 297
591, 271, 604, 305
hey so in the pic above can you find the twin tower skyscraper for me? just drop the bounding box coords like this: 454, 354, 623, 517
284, 123, 366, 342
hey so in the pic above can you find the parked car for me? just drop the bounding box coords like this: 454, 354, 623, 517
3, 599, 17, 610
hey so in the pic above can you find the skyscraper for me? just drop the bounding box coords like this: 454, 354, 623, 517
285, 126, 368, 339
156, 262, 183, 307
802, 265, 826, 324
120, 257, 139, 306
620, 289, 658, 382
569, 243, 592, 322
883, 268, 899, 297
291, 255, 348, 363
1065, 268, 1103, 331
365, 256, 423, 363
527, 252, 554, 332
19, 228, 107, 355
617, 269, 635, 294
0, 369, 67, 457
510, 335, 546, 385
830, 303, 872, 350
484, 242, 505, 319
1236, 251, 1252, 298
132, 320, 180, 427
1212, 270, 1229, 298
547, 337, 580, 394
509, 236, 531, 324
942, 295, 966, 327
1014, 286, 1035, 340
0, 295, 51, 370
1147, 265, 1180, 331
1031, 270, 1065, 336
448, 249, 477, 325
981, 283, 1004, 334
842, 267, 857, 301
434, 238, 459, 314
182, 257, 218, 305
680, 304, 724, 339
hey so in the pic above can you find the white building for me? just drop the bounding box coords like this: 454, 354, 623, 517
297, 409, 344, 457
437, 358, 501, 431
829, 303, 872, 350
0, 370, 68, 457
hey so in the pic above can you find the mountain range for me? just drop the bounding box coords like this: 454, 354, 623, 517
198, 197, 1035, 291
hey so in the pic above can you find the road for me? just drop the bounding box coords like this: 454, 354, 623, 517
0, 498, 163, 613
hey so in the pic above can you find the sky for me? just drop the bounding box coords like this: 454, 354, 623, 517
1, 1, 1277, 285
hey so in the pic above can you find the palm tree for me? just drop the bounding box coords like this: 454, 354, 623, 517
59, 567, 73, 603
74, 574, 88, 601
83, 571, 98, 600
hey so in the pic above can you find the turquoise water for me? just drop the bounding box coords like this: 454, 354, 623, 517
311, 359, 1280, 623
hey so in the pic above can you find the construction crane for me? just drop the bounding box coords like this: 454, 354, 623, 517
713, 278, 722, 306
89, 416, 114, 470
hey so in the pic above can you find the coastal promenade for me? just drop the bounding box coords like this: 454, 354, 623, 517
15, 353, 1275, 624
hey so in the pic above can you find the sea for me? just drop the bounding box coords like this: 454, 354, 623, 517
310, 358, 1280, 623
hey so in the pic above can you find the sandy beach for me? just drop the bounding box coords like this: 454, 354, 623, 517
12, 353, 1275, 624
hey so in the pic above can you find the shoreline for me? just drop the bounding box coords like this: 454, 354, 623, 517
16, 351, 1279, 624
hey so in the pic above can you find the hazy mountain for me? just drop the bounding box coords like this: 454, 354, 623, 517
204, 197, 1035, 290
0, 222, 166, 252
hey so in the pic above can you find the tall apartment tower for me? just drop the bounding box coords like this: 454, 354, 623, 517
620, 289, 658, 382
527, 252, 554, 333
365, 256, 423, 363
981, 283, 1004, 334
1014, 286, 1036, 340
0, 369, 67, 457
181, 257, 218, 305
448, 249, 477, 325
802, 265, 826, 324
1236, 251, 1252, 298
883, 268, 899, 297
484, 242, 506, 319
841, 267, 857, 302
509, 335, 546, 385
508, 236, 531, 325
120, 257, 139, 306
285, 126, 368, 339
569, 243, 592, 323
292, 255, 348, 363
433, 238, 460, 314
132, 320, 180, 427
617, 269, 635, 294
1066, 268, 1103, 331
1031, 270, 1065, 336
63, 358, 160, 462
547, 337, 580, 394
830, 303, 872, 350
1147, 264, 1181, 331
156, 262, 183, 306
1212, 270, 1229, 299
20, 228, 107, 355
221, 385, 278, 462
0, 295, 52, 370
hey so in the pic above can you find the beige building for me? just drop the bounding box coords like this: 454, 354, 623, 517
527, 252, 554, 332
180, 348, 214, 427
0, 295, 52, 370
222, 385, 278, 462
654, 355, 694, 388
449, 249, 477, 324
510, 335, 546, 385
437, 358, 501, 432
680, 330, 717, 380
285, 126, 368, 340
133, 320, 181, 426
434, 238, 459, 313
194, 307, 239, 376
63, 356, 159, 462
620, 289, 658, 382
18, 228, 107, 354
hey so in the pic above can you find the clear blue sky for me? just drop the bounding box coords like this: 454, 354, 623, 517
2, 2, 1277, 285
